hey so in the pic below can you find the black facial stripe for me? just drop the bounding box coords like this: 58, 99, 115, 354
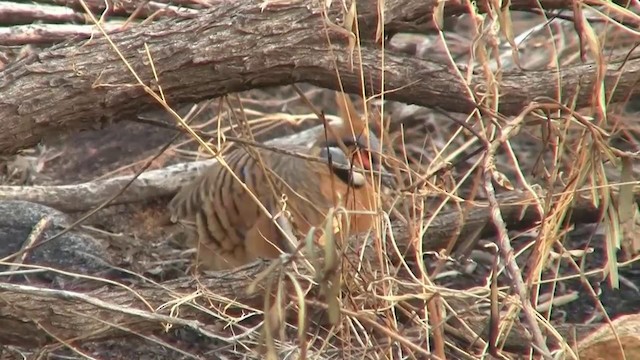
333, 167, 366, 189
320, 141, 381, 167
321, 139, 357, 148
321, 136, 381, 152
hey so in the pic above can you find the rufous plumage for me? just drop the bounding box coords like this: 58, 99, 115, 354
169, 92, 394, 271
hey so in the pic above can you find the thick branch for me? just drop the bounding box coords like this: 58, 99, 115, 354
0, 190, 606, 349
1, 0, 638, 154
0, 124, 324, 211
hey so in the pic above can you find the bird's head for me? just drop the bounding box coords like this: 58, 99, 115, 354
313, 92, 396, 190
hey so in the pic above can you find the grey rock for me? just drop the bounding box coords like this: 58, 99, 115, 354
0, 200, 112, 284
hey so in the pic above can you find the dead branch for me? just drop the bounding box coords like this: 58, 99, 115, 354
0, 2, 86, 24
0, 23, 129, 46
44, 0, 206, 17
0, 190, 608, 351
0, 123, 325, 211
1, 0, 639, 154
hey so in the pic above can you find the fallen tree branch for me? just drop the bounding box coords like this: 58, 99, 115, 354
0, 123, 325, 212
0, 2, 86, 24
0, 189, 609, 351
45, 0, 209, 17
0, 23, 127, 46
1, 0, 639, 154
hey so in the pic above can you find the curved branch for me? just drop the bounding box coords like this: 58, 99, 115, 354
1, 0, 638, 154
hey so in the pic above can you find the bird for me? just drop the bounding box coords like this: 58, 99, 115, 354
168, 92, 395, 271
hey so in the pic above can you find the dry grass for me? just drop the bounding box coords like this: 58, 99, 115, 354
1, 1, 640, 359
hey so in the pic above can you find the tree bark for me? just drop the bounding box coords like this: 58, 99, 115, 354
1, 0, 638, 154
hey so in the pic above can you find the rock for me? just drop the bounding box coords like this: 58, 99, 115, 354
0, 200, 112, 285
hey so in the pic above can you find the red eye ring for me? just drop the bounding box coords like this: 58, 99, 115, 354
356, 150, 371, 170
